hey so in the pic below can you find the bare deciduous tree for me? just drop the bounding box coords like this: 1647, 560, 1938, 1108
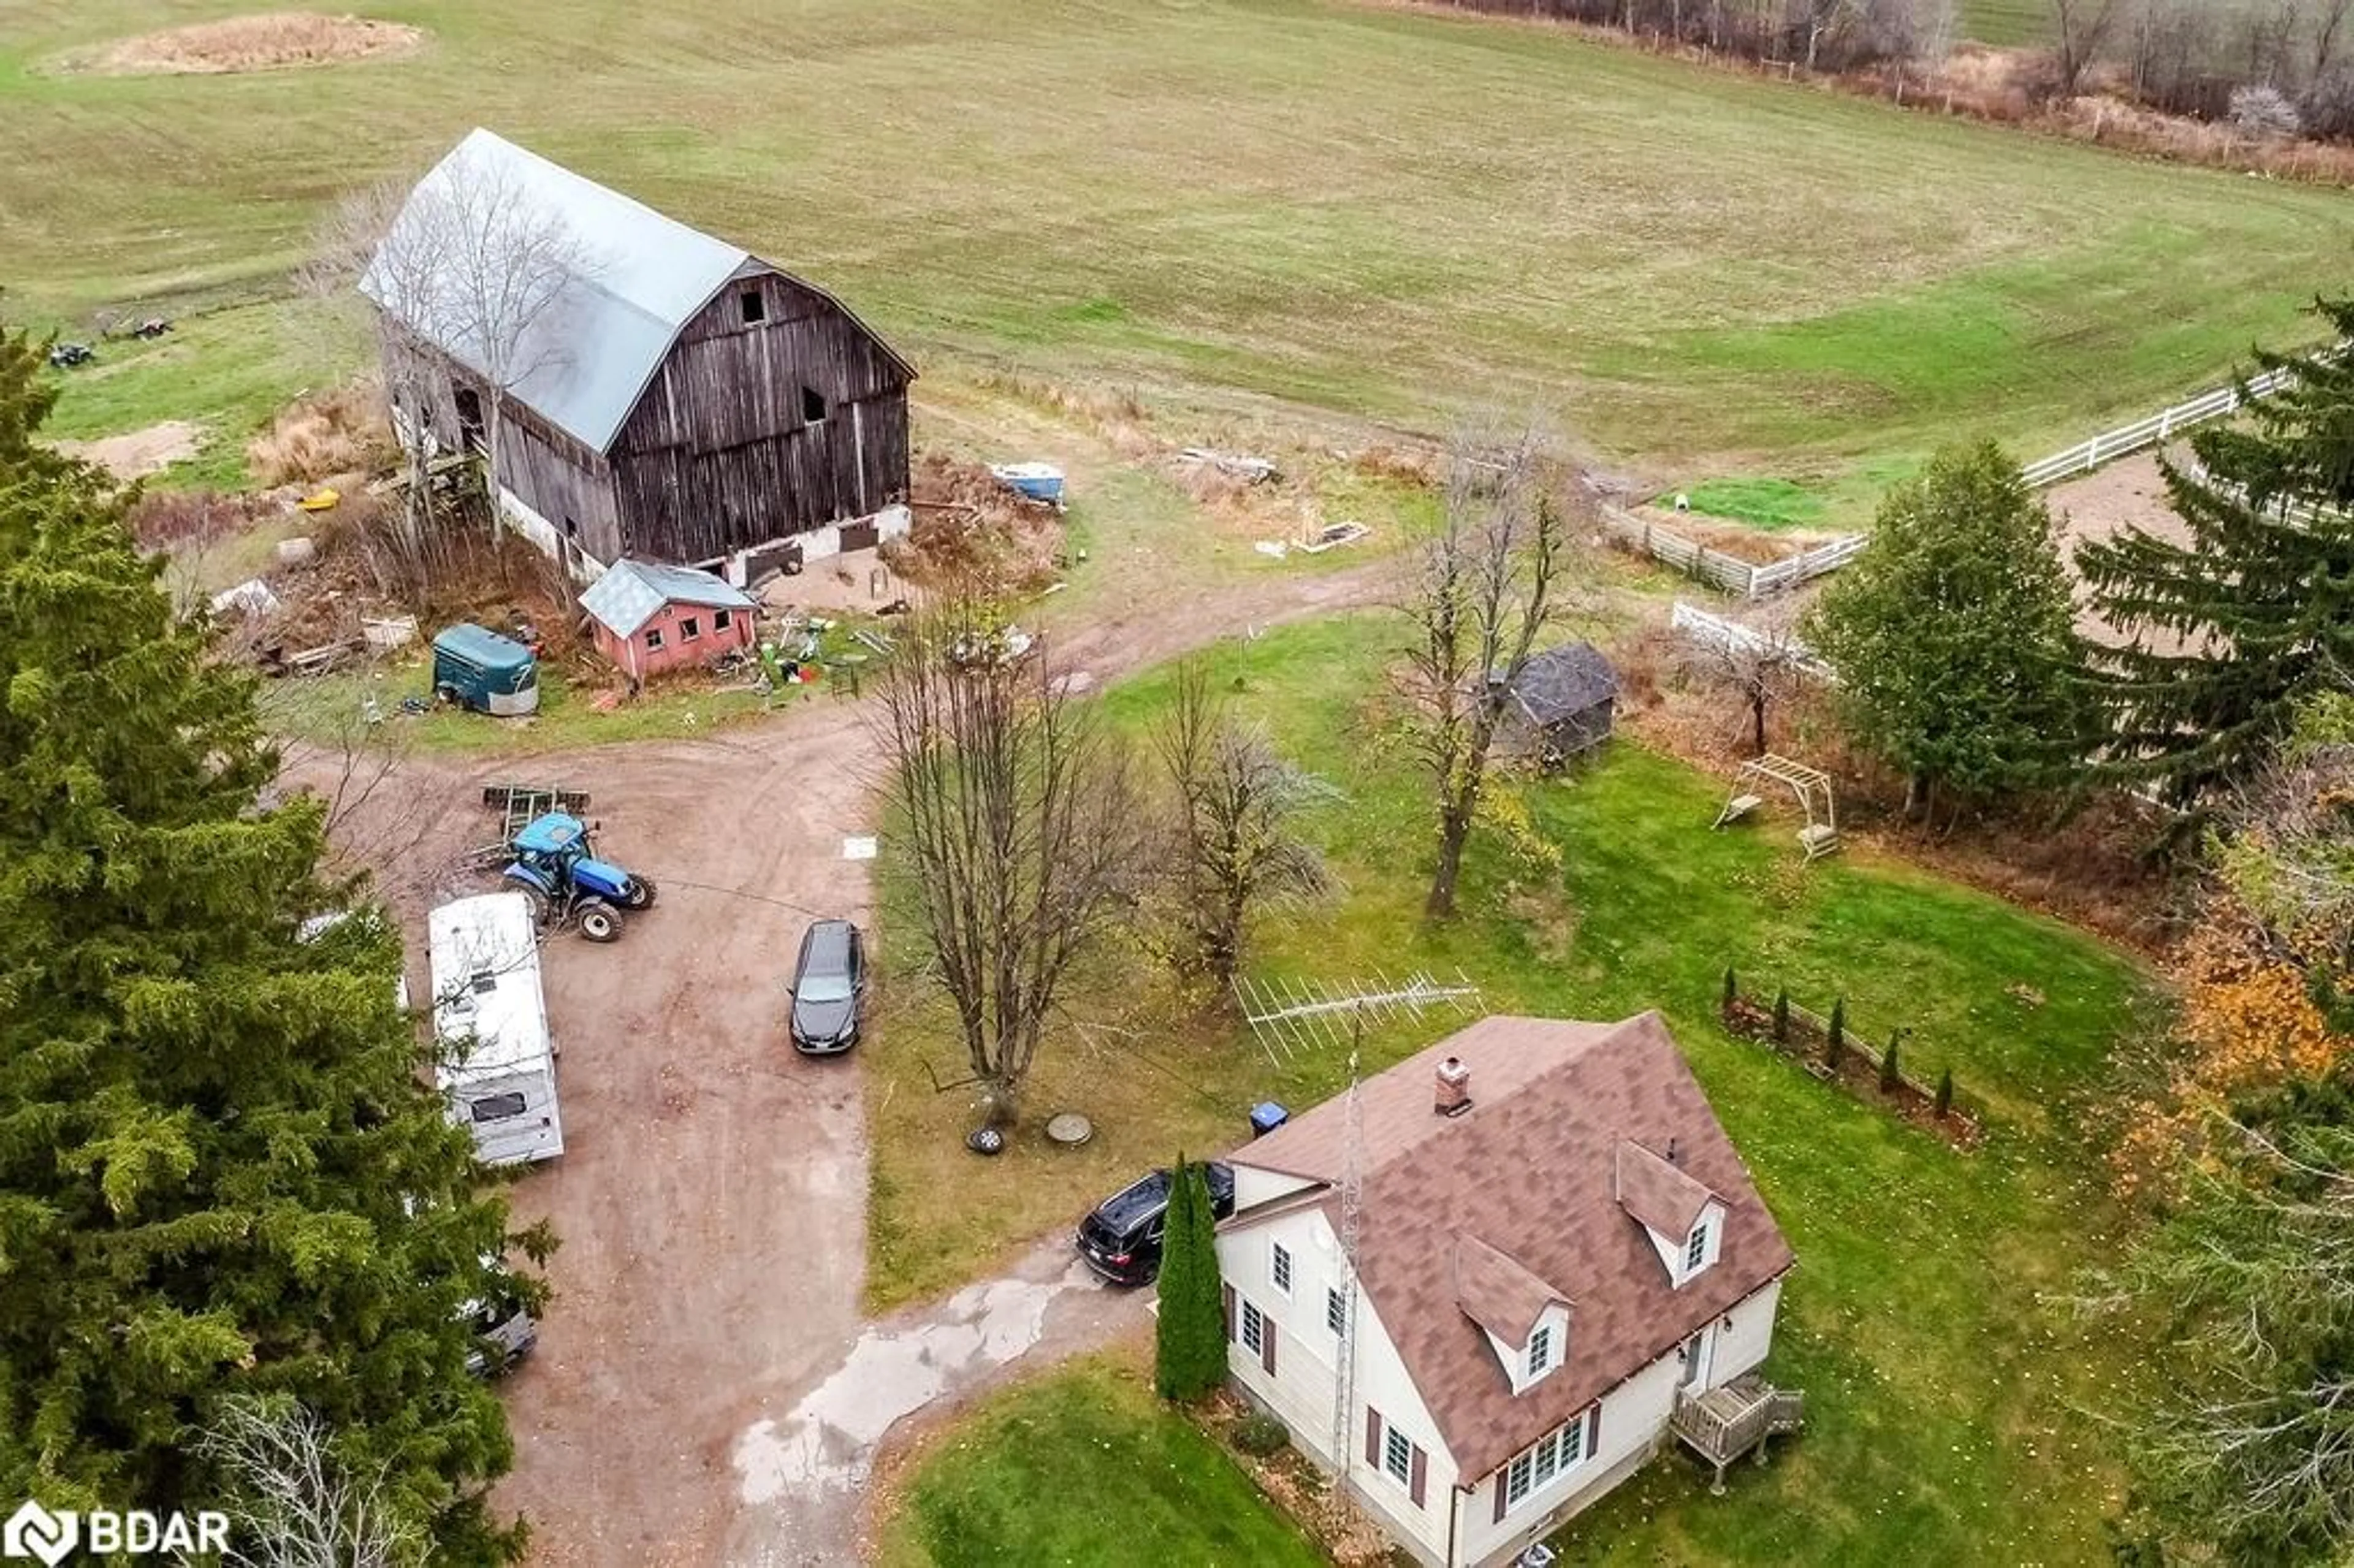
1151, 658, 1332, 992
2051, 0, 2127, 93
349, 144, 596, 551
188, 1396, 419, 1568
1676, 595, 1814, 757
1395, 424, 1584, 919
877, 604, 1138, 1125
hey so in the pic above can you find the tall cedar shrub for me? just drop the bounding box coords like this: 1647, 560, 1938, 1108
1935, 1067, 1955, 1117
2077, 299, 2354, 804
0, 322, 531, 1562
1828, 995, 1847, 1059
1721, 966, 1737, 1014
1881, 1036, 1903, 1093
1772, 986, 1791, 1043
1154, 1157, 1227, 1401
1808, 440, 2084, 818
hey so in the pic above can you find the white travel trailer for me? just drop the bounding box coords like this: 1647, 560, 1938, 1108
429, 892, 563, 1166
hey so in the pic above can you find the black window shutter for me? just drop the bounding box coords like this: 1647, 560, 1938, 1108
1587, 1401, 1602, 1456
1365, 1407, 1382, 1465
1492, 1466, 1509, 1523
1409, 1444, 1428, 1508
1261, 1315, 1278, 1375
1222, 1284, 1235, 1341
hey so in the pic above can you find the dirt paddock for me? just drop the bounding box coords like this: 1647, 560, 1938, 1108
2042, 450, 2193, 650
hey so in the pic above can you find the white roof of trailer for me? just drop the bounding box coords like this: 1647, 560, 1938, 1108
427, 892, 552, 1086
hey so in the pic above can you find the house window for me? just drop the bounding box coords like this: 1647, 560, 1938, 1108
714, 608, 733, 633
1505, 1412, 1590, 1513
1526, 1325, 1553, 1377
801, 384, 827, 424
681, 616, 702, 642
1686, 1222, 1710, 1273
1326, 1287, 1345, 1338
1241, 1300, 1264, 1358
646, 628, 665, 651
1271, 1242, 1292, 1295
1506, 1450, 1534, 1505
1384, 1426, 1412, 1486
740, 289, 766, 324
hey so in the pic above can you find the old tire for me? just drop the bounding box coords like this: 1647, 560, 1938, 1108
576, 900, 622, 943
622, 877, 658, 911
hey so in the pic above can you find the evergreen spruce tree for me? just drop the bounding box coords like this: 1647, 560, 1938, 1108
1154, 1158, 1227, 1402
2078, 300, 2354, 802
1808, 441, 2084, 817
0, 325, 532, 1561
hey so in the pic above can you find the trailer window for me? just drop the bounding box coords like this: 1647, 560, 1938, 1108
470, 1092, 529, 1123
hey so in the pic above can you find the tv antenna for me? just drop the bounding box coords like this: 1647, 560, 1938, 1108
1233, 969, 1480, 1065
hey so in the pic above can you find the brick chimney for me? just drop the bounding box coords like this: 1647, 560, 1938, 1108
1434, 1056, 1472, 1117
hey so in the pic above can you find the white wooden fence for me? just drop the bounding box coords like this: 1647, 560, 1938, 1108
1599, 504, 1865, 599
1670, 601, 1840, 682
2019, 361, 2306, 489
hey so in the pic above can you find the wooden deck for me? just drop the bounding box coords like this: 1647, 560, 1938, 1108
1669, 1373, 1805, 1493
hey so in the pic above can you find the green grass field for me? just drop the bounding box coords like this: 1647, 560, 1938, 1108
864, 614, 2155, 1564
875, 1358, 1328, 1568
3, 0, 2347, 504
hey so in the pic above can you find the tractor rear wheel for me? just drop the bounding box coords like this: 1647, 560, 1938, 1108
622, 877, 658, 911
576, 900, 622, 943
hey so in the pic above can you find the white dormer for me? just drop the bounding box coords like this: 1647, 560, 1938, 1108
1453, 1235, 1572, 1395
1480, 1300, 1572, 1394
1614, 1140, 1727, 1289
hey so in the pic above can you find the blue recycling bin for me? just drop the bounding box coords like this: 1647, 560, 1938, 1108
1249, 1102, 1290, 1138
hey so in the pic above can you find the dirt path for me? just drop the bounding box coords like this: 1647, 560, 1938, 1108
307, 552, 1394, 1565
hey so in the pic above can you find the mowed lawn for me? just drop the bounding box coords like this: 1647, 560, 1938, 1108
866, 613, 2154, 1565
2, 0, 2348, 487
874, 1357, 1327, 1568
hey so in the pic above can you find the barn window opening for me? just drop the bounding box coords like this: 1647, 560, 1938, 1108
645, 628, 665, 651
714, 608, 733, 633
454, 386, 486, 450
470, 1092, 528, 1124
801, 385, 827, 424
680, 616, 702, 641
563, 516, 579, 539
740, 289, 766, 325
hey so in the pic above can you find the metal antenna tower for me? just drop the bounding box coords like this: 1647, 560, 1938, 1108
1327, 1014, 1367, 1505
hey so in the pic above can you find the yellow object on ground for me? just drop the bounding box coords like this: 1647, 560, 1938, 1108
298, 487, 340, 512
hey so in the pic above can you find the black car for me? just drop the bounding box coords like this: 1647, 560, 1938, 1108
788, 919, 866, 1055
1075, 1162, 1236, 1285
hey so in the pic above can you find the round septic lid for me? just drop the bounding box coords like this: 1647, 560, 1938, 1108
966, 1127, 1006, 1156
1045, 1113, 1094, 1146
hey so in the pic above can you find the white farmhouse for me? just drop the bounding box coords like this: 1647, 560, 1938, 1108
1216, 1013, 1800, 1568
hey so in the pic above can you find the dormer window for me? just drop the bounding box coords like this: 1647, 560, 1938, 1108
1681, 1211, 1721, 1282
1686, 1222, 1709, 1272
1526, 1325, 1553, 1378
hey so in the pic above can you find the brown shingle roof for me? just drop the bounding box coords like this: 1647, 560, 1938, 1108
1451, 1235, 1567, 1347
1228, 1013, 1794, 1482
1615, 1140, 1722, 1239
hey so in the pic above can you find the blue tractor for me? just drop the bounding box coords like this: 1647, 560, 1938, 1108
503, 813, 658, 943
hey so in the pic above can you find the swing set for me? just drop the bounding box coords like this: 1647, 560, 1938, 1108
1712, 754, 1840, 862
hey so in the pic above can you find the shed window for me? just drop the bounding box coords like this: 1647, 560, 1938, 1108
469, 1092, 528, 1123
801, 385, 827, 424
680, 616, 702, 642
645, 628, 665, 651
740, 289, 766, 324
714, 608, 733, 633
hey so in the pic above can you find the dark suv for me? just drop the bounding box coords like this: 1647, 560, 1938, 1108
1075, 1162, 1236, 1285
788, 919, 866, 1056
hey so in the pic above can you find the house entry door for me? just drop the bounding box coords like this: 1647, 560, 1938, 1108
1680, 1328, 1711, 1391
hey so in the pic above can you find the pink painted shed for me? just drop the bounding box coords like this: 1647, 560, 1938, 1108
580, 558, 758, 682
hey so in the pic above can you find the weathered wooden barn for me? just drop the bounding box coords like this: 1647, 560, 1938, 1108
360, 129, 914, 582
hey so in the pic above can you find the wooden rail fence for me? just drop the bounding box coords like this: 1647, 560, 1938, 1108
1599, 504, 1864, 599
2019, 358, 2314, 489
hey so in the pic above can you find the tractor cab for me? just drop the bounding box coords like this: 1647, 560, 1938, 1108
503, 812, 657, 942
